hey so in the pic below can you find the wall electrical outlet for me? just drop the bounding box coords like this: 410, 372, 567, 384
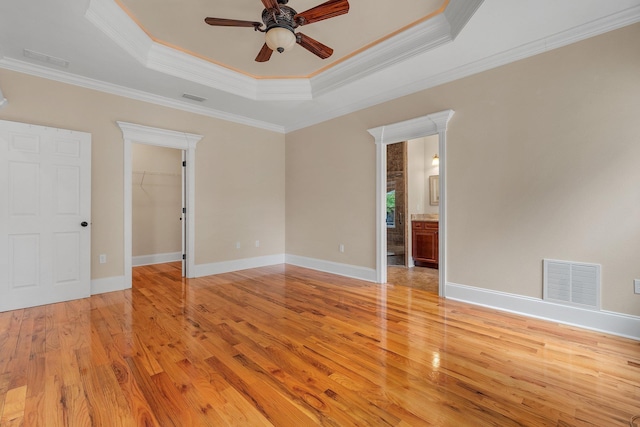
99, 254, 107, 264
255, 240, 260, 248
339, 244, 345, 253
634, 279, 640, 294
235, 242, 241, 249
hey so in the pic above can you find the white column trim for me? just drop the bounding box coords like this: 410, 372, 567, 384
116, 121, 202, 287
368, 110, 454, 296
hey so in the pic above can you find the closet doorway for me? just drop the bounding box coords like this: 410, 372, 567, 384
132, 144, 184, 272
117, 121, 202, 287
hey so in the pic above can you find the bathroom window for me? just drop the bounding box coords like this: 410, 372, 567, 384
386, 188, 396, 228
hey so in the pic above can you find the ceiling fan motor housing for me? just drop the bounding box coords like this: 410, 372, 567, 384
262, 5, 297, 32
262, 5, 298, 53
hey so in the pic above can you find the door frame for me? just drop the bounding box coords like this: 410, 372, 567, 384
368, 110, 454, 296
117, 122, 202, 285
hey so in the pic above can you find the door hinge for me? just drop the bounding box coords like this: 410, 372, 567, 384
182, 207, 186, 214
182, 254, 186, 260
182, 161, 186, 167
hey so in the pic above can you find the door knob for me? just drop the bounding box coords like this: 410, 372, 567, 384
81, 221, 88, 227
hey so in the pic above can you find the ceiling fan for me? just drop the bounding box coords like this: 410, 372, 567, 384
204, 0, 350, 62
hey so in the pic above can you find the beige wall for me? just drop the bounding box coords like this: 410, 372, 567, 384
1, 24, 638, 317
0, 69, 285, 279
286, 23, 640, 316
132, 144, 182, 257
286, 114, 377, 268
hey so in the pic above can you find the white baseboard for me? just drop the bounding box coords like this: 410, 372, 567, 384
193, 254, 285, 278
91, 275, 129, 295
446, 282, 640, 341
285, 254, 377, 282
132, 251, 182, 267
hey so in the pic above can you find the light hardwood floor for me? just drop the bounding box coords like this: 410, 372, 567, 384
387, 266, 439, 293
0, 262, 639, 426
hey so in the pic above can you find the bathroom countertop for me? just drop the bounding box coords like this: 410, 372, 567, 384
411, 214, 439, 222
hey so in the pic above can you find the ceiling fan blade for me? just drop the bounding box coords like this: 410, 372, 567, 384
205, 17, 262, 28
296, 33, 333, 59
255, 43, 273, 62
295, 0, 349, 25
261, 0, 280, 12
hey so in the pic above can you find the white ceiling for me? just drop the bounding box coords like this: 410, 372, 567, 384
1, 0, 639, 133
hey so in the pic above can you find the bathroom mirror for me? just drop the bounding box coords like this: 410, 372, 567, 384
429, 175, 439, 206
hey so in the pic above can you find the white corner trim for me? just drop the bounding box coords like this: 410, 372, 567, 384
91, 275, 128, 295
193, 254, 285, 278
446, 282, 640, 341
285, 254, 377, 283
443, 0, 484, 37
310, 14, 453, 97
132, 252, 182, 267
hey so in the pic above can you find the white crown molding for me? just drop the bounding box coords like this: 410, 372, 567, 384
84, 0, 152, 62
147, 43, 313, 100
146, 44, 260, 99
84, 0, 482, 101
311, 0, 483, 97
0, 57, 285, 133
85, 0, 313, 101
255, 78, 313, 101
284, 4, 640, 132
309, 14, 452, 98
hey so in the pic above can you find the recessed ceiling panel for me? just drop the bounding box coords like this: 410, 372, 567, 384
116, 0, 446, 77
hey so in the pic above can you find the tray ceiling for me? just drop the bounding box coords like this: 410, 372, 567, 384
116, 0, 446, 78
86, 0, 482, 100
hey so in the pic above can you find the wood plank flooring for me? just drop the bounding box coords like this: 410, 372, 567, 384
1, 262, 639, 426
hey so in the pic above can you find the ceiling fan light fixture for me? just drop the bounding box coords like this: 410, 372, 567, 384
265, 27, 297, 53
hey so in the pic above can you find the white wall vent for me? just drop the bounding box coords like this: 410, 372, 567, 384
543, 259, 600, 310
181, 93, 207, 102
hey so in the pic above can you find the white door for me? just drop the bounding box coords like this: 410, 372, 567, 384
181, 150, 186, 276
0, 120, 91, 312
